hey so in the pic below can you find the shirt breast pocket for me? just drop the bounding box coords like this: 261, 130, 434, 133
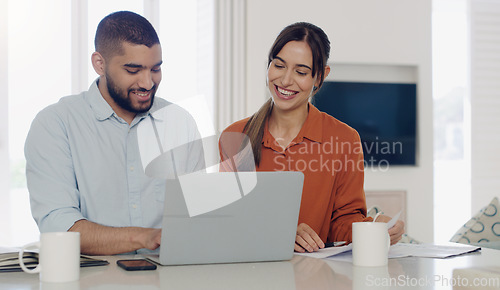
154, 179, 167, 203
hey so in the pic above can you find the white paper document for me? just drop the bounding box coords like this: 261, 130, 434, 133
387, 243, 481, 259
295, 211, 401, 259
295, 244, 352, 259
0, 247, 21, 254
296, 243, 480, 262
386, 210, 401, 229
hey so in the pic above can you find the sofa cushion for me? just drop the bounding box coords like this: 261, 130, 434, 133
450, 197, 500, 244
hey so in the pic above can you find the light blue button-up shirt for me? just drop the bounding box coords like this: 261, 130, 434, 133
25, 80, 204, 243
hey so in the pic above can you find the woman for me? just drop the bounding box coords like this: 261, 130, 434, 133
220, 22, 404, 252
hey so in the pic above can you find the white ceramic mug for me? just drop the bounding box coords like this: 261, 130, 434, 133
352, 222, 390, 267
19, 232, 80, 283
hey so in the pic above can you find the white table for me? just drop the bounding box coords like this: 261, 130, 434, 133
1, 247, 499, 290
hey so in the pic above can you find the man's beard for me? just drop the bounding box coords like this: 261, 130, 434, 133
106, 72, 156, 114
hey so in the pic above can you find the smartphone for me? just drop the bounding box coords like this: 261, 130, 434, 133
117, 259, 157, 271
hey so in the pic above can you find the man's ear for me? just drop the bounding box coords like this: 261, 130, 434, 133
91, 52, 106, 76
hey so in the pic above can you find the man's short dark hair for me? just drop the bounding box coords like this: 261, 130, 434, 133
95, 11, 160, 59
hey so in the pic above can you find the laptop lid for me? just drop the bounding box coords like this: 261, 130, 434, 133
155, 171, 304, 265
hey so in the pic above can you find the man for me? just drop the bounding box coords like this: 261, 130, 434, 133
25, 11, 204, 255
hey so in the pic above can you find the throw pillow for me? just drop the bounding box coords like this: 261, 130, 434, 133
450, 197, 500, 244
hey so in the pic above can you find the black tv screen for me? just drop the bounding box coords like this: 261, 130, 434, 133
312, 81, 417, 166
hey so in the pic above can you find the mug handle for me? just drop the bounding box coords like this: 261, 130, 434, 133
19, 242, 41, 274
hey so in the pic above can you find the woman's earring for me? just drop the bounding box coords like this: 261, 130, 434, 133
313, 86, 318, 91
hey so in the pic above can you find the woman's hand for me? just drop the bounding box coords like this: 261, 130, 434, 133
295, 223, 325, 252
374, 214, 405, 245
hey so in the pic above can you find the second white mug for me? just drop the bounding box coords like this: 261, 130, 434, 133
19, 232, 80, 283
352, 222, 390, 267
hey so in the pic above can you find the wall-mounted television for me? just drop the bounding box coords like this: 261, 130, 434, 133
312, 81, 417, 166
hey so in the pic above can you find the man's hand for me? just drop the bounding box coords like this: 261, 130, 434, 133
374, 215, 405, 245
142, 228, 162, 251
69, 220, 162, 255
295, 223, 325, 253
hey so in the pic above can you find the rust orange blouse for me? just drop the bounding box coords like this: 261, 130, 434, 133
220, 104, 371, 243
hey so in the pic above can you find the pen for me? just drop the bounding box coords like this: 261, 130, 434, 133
324, 241, 347, 248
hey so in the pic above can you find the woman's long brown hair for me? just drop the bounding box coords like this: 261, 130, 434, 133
243, 22, 331, 167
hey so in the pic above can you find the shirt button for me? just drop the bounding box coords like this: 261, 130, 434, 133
132, 204, 137, 209
130, 166, 134, 171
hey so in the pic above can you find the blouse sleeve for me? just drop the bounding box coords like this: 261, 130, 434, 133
327, 129, 372, 243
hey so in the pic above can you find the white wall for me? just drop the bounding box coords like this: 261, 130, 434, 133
470, 0, 500, 214
245, 0, 433, 242
0, 0, 11, 245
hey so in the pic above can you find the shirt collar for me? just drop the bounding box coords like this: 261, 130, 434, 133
262, 103, 324, 150
87, 79, 114, 121
87, 78, 165, 123
262, 120, 277, 150
298, 104, 324, 143
147, 99, 166, 121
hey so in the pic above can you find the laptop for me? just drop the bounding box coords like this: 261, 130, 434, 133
145, 171, 304, 266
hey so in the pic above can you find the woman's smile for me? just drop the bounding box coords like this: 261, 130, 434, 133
274, 84, 299, 100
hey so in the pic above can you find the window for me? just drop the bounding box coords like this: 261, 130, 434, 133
432, 0, 470, 242
6, 0, 72, 246
2, 0, 215, 246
